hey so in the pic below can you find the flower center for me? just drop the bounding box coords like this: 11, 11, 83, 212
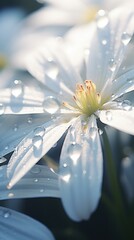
63, 80, 103, 116
0, 54, 7, 70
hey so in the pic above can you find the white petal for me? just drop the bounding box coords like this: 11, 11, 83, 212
0, 165, 59, 200
0, 86, 47, 114
99, 109, 134, 135
59, 115, 103, 221
42, 0, 85, 10
27, 39, 83, 100
7, 118, 72, 188
86, 6, 134, 94
0, 206, 55, 240
0, 114, 50, 156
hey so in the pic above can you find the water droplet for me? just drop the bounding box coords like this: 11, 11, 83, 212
32, 135, 43, 149
34, 126, 45, 137
70, 126, 76, 144
96, 10, 109, 29
101, 39, 107, 45
27, 117, 32, 124
67, 143, 82, 164
106, 111, 112, 121
43, 96, 60, 114
8, 192, 14, 198
45, 58, 59, 79
121, 32, 131, 46
31, 166, 41, 174
11, 80, 24, 97
99, 129, 103, 135
0, 157, 7, 164
3, 211, 11, 218
34, 178, 39, 183
60, 164, 71, 183
89, 127, 98, 138
109, 59, 116, 72
122, 100, 132, 111
13, 124, 18, 132
40, 188, 44, 193
5, 145, 9, 151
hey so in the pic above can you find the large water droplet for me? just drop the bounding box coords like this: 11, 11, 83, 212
121, 32, 131, 46
70, 126, 76, 144
45, 58, 59, 79
43, 96, 60, 114
89, 127, 98, 138
32, 135, 43, 150
109, 59, 116, 72
34, 126, 45, 137
122, 100, 132, 111
11, 80, 24, 97
0, 103, 5, 115
106, 111, 112, 121
67, 143, 82, 164
96, 10, 109, 29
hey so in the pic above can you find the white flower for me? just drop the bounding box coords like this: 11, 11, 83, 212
37, 0, 134, 26
0, 206, 55, 239
0, 6, 134, 222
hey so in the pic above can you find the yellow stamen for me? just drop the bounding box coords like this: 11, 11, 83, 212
63, 80, 103, 116
82, 6, 99, 23
0, 54, 7, 70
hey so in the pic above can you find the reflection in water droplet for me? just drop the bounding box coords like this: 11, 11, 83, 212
96, 10, 109, 29
106, 111, 112, 121
0, 103, 5, 115
34, 178, 39, 183
122, 100, 132, 111
60, 164, 71, 183
121, 32, 131, 46
109, 59, 116, 72
43, 96, 60, 114
32, 135, 43, 149
67, 143, 82, 164
11, 80, 24, 97
45, 58, 59, 79
0, 157, 7, 164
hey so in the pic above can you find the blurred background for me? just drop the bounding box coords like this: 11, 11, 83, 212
0, 1, 134, 240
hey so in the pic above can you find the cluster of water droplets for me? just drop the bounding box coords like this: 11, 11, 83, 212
96, 10, 109, 29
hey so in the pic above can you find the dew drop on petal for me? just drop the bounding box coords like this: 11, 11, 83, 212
11, 80, 24, 97
40, 188, 44, 193
96, 10, 109, 29
13, 124, 18, 132
3, 210, 11, 218
99, 129, 103, 135
89, 127, 98, 138
70, 126, 76, 144
34, 126, 45, 137
106, 111, 113, 121
34, 178, 39, 183
109, 59, 116, 72
45, 58, 59, 79
32, 135, 43, 149
60, 164, 71, 183
122, 100, 132, 111
8, 192, 14, 198
30, 165, 41, 174
27, 117, 32, 124
0, 103, 5, 115
0, 157, 7, 164
121, 32, 131, 46
67, 143, 82, 164
43, 96, 60, 114
101, 39, 107, 45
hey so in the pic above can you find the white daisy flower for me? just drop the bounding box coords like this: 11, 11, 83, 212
0, 6, 134, 222
0, 206, 55, 239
